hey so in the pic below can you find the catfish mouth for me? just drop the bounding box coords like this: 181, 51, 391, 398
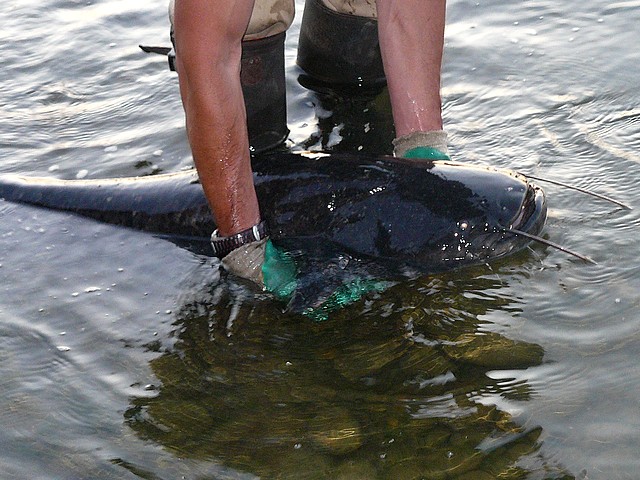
508, 183, 547, 237
437, 179, 547, 266
477, 182, 547, 260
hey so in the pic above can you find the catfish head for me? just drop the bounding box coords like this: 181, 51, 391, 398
257, 155, 547, 272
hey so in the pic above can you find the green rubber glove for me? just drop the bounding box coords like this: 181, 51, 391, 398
261, 239, 297, 301
392, 130, 450, 160
296, 276, 390, 322
221, 238, 390, 320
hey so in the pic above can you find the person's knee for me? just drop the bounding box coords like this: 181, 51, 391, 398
297, 0, 385, 87
321, 0, 377, 18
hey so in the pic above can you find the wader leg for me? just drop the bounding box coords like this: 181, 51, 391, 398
241, 32, 289, 153
297, 0, 386, 88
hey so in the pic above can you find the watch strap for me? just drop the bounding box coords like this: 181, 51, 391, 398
210, 221, 269, 258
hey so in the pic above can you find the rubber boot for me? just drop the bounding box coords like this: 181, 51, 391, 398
297, 0, 386, 89
241, 32, 289, 153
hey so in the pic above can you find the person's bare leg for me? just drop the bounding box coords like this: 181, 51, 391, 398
174, 0, 260, 236
377, 0, 446, 137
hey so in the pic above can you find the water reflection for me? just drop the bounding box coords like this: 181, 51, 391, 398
294, 77, 395, 155
126, 265, 573, 479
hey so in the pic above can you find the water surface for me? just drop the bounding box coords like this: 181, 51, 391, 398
1, 0, 640, 478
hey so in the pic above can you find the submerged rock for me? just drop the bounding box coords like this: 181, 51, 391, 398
442, 331, 544, 369
308, 406, 364, 455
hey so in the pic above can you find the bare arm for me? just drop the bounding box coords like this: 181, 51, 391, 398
174, 0, 260, 237
377, 0, 446, 136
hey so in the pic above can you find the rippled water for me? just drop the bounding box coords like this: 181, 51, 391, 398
1, 0, 640, 478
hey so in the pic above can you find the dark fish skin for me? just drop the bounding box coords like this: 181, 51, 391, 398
0, 151, 546, 272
